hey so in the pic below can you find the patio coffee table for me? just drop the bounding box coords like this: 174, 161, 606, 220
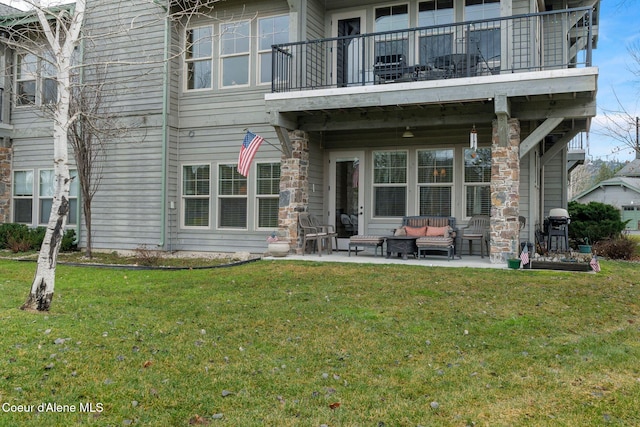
385, 236, 418, 260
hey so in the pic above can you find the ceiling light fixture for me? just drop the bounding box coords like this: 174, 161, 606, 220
402, 126, 414, 138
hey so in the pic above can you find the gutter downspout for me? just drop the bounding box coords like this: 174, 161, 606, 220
159, 9, 170, 250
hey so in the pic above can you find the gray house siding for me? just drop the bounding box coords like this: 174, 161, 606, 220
76, 0, 167, 250
543, 150, 566, 217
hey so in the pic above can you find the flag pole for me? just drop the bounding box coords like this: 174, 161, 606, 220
244, 129, 283, 153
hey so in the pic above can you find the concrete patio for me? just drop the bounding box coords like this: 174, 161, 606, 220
265, 248, 503, 269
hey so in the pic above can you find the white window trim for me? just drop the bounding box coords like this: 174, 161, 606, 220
184, 25, 214, 92
38, 169, 78, 225
12, 169, 34, 224
216, 162, 248, 230
462, 146, 491, 219
371, 149, 408, 219
15, 52, 38, 107
257, 14, 290, 86
416, 148, 454, 217
254, 161, 281, 230
219, 20, 251, 89
181, 163, 211, 230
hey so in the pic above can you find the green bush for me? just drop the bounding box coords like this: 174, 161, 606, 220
568, 201, 626, 244
0, 223, 77, 253
0, 224, 31, 250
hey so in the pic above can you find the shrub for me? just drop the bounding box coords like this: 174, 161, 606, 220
568, 201, 626, 244
0, 223, 77, 253
594, 235, 637, 260
0, 223, 31, 249
133, 245, 162, 266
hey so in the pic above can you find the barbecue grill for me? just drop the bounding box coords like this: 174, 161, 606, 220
545, 208, 570, 251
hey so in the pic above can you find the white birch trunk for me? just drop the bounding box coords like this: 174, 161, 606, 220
21, 0, 86, 312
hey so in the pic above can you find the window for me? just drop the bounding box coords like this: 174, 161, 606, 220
417, 149, 453, 216
182, 164, 210, 227
374, 4, 410, 64
258, 15, 290, 84
186, 26, 213, 90
218, 164, 247, 228
465, 0, 500, 20
256, 163, 281, 228
373, 151, 407, 217
220, 21, 250, 87
418, 0, 454, 26
39, 169, 78, 225
464, 147, 491, 217
375, 4, 409, 32
42, 51, 57, 104
16, 53, 37, 105
13, 170, 33, 223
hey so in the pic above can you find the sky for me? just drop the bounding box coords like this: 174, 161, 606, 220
590, 1, 640, 162
1, 0, 638, 161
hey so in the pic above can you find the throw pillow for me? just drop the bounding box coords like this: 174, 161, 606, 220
426, 225, 450, 237
405, 226, 427, 237
394, 227, 407, 236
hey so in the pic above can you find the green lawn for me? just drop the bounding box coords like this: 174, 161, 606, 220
1, 259, 639, 426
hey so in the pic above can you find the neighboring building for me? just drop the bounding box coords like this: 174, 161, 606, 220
573, 155, 640, 231
0, 0, 599, 262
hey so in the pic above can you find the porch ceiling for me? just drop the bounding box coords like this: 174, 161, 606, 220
265, 68, 597, 135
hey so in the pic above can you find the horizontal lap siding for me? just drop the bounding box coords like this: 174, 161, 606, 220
171, 0, 291, 253
76, 0, 167, 250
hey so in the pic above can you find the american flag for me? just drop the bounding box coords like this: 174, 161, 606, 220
590, 255, 601, 273
520, 244, 529, 268
237, 131, 265, 177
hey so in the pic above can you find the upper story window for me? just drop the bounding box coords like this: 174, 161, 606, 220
220, 21, 250, 87
418, 0, 454, 26
375, 4, 409, 32
41, 51, 58, 105
464, 0, 500, 21
186, 26, 213, 90
374, 4, 410, 61
258, 15, 289, 85
16, 53, 37, 106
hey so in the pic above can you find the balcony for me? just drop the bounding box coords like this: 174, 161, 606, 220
271, 7, 595, 93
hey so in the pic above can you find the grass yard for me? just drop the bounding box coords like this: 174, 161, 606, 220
1, 259, 639, 426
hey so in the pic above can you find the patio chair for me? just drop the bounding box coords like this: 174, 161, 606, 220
310, 214, 338, 252
461, 215, 490, 258
298, 213, 331, 256
341, 214, 354, 235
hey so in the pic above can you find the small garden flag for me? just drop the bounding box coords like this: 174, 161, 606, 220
590, 255, 601, 273
237, 131, 265, 177
519, 244, 529, 268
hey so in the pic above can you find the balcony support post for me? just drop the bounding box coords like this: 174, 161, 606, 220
278, 130, 309, 254
490, 117, 521, 264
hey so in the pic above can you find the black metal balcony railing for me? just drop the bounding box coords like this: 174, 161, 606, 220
272, 7, 594, 93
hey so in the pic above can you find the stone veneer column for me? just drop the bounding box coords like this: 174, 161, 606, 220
0, 140, 11, 224
278, 130, 309, 254
490, 118, 520, 263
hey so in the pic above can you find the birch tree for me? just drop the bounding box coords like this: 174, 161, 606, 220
18, 0, 85, 311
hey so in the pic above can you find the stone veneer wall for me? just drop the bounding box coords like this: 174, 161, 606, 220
278, 130, 309, 254
0, 144, 11, 224
490, 118, 521, 263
